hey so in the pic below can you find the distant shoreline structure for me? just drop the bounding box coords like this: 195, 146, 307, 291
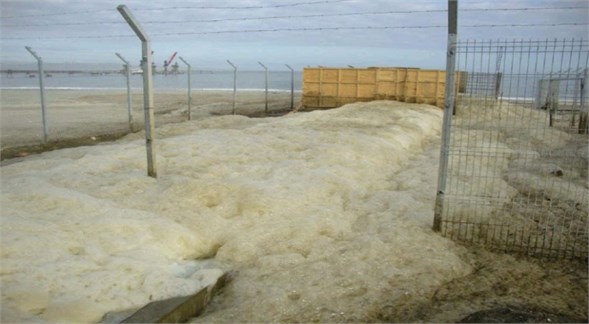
0, 69, 296, 75
0, 70, 208, 76
0, 87, 302, 93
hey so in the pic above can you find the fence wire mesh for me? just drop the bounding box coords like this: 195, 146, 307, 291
438, 38, 588, 259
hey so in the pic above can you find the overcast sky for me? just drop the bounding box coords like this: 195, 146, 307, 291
0, 0, 587, 70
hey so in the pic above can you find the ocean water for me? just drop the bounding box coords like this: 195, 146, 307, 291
0, 70, 302, 92
464, 72, 586, 103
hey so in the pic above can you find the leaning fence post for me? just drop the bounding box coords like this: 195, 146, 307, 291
227, 60, 237, 115
285, 64, 294, 110
117, 5, 157, 178
433, 0, 458, 232
178, 56, 192, 120
115, 52, 134, 131
24, 46, 48, 143
258, 61, 269, 114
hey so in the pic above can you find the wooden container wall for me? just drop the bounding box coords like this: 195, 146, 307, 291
303, 67, 459, 109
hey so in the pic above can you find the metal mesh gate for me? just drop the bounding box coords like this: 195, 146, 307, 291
436, 39, 588, 259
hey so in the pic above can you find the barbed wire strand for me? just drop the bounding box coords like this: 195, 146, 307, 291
135, 0, 350, 11
2, 6, 587, 27
0, 0, 349, 19
2, 9, 446, 27
1, 22, 587, 40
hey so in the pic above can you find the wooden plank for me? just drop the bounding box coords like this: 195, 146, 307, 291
340, 69, 357, 83
395, 69, 406, 101
302, 81, 320, 95
321, 96, 338, 107
302, 69, 320, 108
375, 69, 382, 99
376, 69, 394, 100
336, 69, 341, 106
120, 272, 232, 323
321, 69, 339, 82
355, 69, 359, 98
435, 70, 441, 107
358, 84, 375, 98
376, 81, 392, 99
322, 83, 338, 97
357, 69, 377, 84
402, 69, 410, 102
319, 68, 323, 107
404, 69, 416, 103
416, 70, 422, 103
340, 83, 357, 98
303, 68, 320, 82
417, 70, 442, 83
302, 95, 319, 107
377, 69, 394, 81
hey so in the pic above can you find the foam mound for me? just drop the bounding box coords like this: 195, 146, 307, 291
1, 101, 471, 323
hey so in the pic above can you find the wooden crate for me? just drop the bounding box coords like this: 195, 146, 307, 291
303, 67, 454, 109
302, 68, 378, 108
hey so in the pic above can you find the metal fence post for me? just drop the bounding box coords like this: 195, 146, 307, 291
258, 61, 269, 113
117, 5, 157, 178
24, 46, 48, 143
433, 0, 458, 232
580, 67, 588, 134
227, 60, 237, 115
115, 52, 134, 131
178, 57, 192, 120
285, 64, 294, 110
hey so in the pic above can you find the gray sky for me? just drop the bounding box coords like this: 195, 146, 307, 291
0, 0, 587, 70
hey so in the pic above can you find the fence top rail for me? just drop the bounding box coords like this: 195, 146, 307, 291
456, 40, 588, 51
457, 38, 586, 44
456, 47, 589, 52
304, 66, 421, 69
303, 67, 450, 72
539, 77, 585, 81
458, 71, 586, 76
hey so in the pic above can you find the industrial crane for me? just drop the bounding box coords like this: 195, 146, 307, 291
163, 52, 178, 75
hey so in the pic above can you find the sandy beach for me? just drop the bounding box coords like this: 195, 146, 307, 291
0, 89, 299, 153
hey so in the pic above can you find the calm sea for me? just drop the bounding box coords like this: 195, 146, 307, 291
0, 70, 302, 92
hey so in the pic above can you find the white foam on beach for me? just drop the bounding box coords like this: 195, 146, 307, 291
444, 100, 581, 224
1, 101, 472, 323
